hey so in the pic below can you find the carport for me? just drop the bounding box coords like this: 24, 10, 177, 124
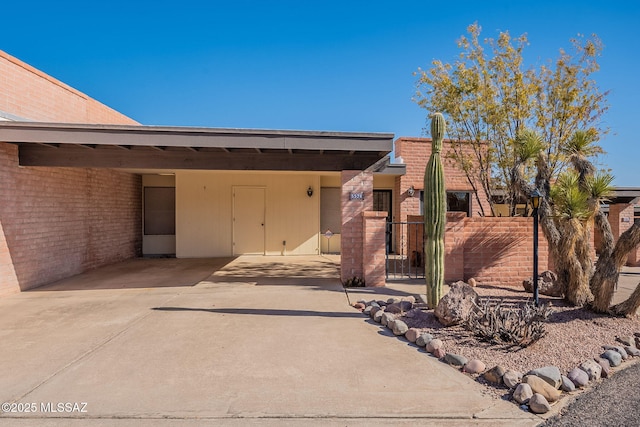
0, 121, 393, 292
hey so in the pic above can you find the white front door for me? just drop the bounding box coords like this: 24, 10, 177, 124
233, 187, 265, 255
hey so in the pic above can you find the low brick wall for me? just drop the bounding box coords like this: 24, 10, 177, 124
407, 214, 549, 287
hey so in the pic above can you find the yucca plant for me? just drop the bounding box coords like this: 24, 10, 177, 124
512, 127, 640, 314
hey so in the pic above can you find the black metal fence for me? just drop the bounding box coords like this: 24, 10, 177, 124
385, 221, 425, 280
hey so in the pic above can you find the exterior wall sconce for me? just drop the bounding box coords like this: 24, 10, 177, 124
307, 186, 314, 197
407, 186, 415, 197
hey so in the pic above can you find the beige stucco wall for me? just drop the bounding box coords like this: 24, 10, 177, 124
176, 171, 321, 257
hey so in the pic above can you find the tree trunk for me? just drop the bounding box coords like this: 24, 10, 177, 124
591, 223, 640, 313
611, 282, 640, 317
558, 219, 593, 306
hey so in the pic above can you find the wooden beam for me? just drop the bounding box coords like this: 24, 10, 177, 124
35, 142, 59, 148
18, 144, 383, 172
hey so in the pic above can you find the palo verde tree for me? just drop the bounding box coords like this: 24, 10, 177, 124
414, 23, 609, 217
416, 24, 640, 316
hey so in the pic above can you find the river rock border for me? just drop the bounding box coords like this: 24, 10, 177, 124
354, 297, 640, 415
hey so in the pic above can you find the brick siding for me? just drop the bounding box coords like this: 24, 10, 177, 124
394, 137, 492, 223
340, 171, 373, 283
609, 203, 640, 266
0, 50, 141, 296
363, 211, 387, 287
405, 214, 549, 287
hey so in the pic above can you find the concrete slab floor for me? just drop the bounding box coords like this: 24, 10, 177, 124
0, 256, 540, 426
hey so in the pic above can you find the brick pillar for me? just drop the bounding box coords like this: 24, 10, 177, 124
609, 202, 639, 266
363, 211, 388, 287
340, 171, 373, 283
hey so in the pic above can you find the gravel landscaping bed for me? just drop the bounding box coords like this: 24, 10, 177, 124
353, 284, 640, 414
404, 285, 639, 377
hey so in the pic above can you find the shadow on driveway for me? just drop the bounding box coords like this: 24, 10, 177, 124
152, 306, 361, 318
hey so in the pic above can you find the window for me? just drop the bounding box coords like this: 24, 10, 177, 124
447, 191, 471, 216
144, 187, 176, 235
419, 191, 472, 217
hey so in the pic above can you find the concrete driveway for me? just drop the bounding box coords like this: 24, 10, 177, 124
0, 256, 539, 426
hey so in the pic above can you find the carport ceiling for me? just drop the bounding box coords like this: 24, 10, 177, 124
0, 122, 394, 171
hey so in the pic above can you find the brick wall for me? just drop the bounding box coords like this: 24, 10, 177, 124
404, 214, 549, 287
0, 50, 141, 295
0, 50, 138, 124
0, 143, 142, 295
394, 137, 492, 223
609, 203, 640, 266
363, 212, 387, 287
462, 217, 548, 286
340, 171, 373, 283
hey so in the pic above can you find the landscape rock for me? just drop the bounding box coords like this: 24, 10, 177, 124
528, 393, 551, 414
464, 359, 486, 375
387, 297, 400, 304
468, 277, 477, 287
369, 306, 382, 318
513, 383, 533, 404
567, 367, 589, 388
528, 366, 562, 389
522, 375, 561, 402
391, 319, 409, 336
353, 302, 365, 311
636, 336, 640, 349
405, 328, 420, 343
579, 360, 602, 381
385, 301, 413, 314
363, 305, 373, 315
416, 333, 434, 347
425, 338, 443, 354
434, 281, 480, 326
601, 349, 622, 367
376, 300, 387, 307
483, 365, 506, 385
443, 353, 468, 367
603, 345, 628, 360
381, 312, 394, 327
522, 270, 563, 297
503, 369, 523, 389
401, 296, 416, 304
373, 309, 384, 323
560, 375, 575, 392
595, 357, 610, 378
625, 346, 640, 357
432, 347, 446, 359
616, 336, 635, 347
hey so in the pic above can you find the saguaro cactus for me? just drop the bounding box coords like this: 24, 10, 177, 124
424, 112, 447, 309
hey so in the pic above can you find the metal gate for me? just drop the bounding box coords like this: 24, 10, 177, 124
385, 221, 425, 280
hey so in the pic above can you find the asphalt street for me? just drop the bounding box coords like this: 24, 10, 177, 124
544, 361, 640, 427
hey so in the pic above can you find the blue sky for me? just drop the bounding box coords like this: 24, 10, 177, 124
2, 1, 638, 185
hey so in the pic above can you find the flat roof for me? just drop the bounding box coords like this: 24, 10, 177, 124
0, 121, 394, 172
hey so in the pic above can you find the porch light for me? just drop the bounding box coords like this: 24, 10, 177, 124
307, 186, 314, 197
530, 188, 541, 307
407, 185, 415, 197
530, 188, 541, 209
